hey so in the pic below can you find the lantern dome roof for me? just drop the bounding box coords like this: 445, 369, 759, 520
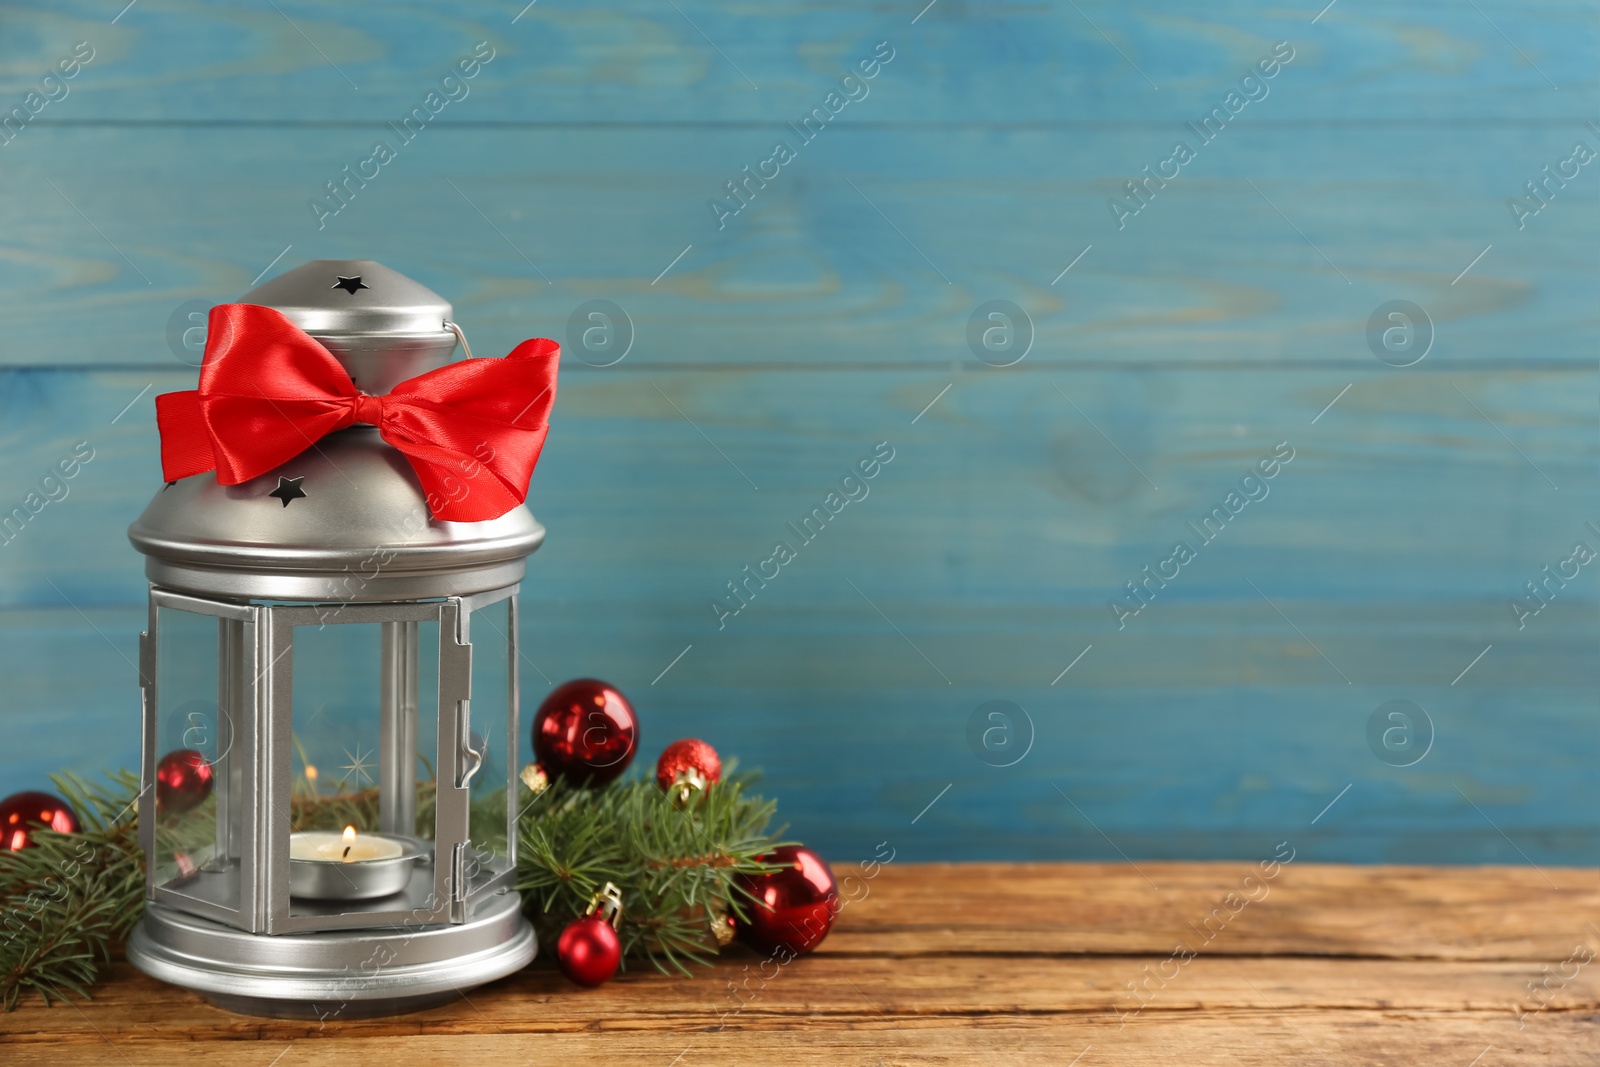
240, 258, 462, 396
130, 258, 544, 602
242, 258, 454, 339
129, 427, 544, 602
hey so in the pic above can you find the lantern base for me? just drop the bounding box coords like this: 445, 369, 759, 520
127, 891, 535, 1018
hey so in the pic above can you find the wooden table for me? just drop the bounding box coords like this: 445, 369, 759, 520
4, 862, 1598, 1065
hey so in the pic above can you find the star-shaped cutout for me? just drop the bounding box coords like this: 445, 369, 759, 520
332, 275, 369, 295
268, 476, 307, 507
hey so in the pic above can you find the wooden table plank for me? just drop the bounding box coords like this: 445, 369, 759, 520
5, 955, 1597, 1038
3, 863, 1596, 1065
6, 1009, 1598, 1067
827, 862, 1600, 960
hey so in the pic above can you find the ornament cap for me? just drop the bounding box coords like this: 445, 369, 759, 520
710, 903, 736, 946
585, 881, 625, 928
519, 762, 550, 796
667, 768, 708, 808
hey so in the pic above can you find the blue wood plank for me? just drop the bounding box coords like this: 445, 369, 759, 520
0, 365, 1593, 609
0, 360, 1595, 864
0, 124, 1592, 369
2, 0, 1592, 123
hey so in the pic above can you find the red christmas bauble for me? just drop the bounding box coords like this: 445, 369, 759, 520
735, 845, 839, 957
557, 914, 622, 986
156, 749, 215, 815
0, 791, 79, 851
655, 738, 721, 796
532, 679, 637, 786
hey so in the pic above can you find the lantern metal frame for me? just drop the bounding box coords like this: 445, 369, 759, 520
136, 587, 523, 936
128, 582, 536, 1014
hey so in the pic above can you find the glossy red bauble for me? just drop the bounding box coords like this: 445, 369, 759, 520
735, 845, 839, 957
532, 679, 637, 786
0, 791, 79, 851
156, 749, 215, 815
654, 738, 721, 796
557, 914, 622, 986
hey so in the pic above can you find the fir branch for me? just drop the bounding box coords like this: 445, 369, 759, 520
515, 765, 791, 975
0, 771, 144, 1011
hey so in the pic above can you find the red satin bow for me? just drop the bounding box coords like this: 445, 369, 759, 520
155, 303, 559, 522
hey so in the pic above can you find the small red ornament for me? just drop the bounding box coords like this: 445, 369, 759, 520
557, 914, 622, 987
655, 738, 721, 804
0, 791, 79, 852
532, 679, 637, 786
558, 882, 624, 986
735, 846, 838, 957
156, 749, 215, 815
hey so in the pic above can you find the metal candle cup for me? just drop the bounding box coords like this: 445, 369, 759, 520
288, 828, 416, 901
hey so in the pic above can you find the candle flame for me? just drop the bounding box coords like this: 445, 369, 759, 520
343, 825, 356, 843
304, 765, 318, 782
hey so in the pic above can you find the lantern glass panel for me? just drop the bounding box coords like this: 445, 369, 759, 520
465, 596, 513, 880
152, 605, 242, 915
286, 617, 441, 915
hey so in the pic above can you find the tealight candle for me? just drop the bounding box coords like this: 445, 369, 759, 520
290, 826, 405, 864
287, 826, 414, 901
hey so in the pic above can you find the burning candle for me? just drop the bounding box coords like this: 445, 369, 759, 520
289, 825, 405, 864
287, 826, 414, 901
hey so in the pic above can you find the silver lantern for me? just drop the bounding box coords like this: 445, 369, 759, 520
125, 260, 541, 1017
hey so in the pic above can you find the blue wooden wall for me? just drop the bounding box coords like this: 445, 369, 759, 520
0, 0, 1595, 868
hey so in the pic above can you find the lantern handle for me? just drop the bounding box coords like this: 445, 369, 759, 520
443, 320, 474, 361
458, 714, 486, 788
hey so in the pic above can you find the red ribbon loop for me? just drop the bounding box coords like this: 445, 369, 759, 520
155, 303, 560, 522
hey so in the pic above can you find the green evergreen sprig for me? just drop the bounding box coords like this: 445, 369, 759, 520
0, 771, 144, 1011
514, 763, 790, 974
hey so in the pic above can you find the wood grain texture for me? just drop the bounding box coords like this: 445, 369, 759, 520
0, 363, 1595, 863
3, 863, 1598, 1065
0, 1, 1595, 866
3, 0, 1594, 122
0, 124, 1589, 369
